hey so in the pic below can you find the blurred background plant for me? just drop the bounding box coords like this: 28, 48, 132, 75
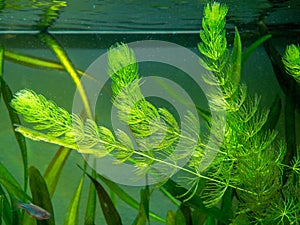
0, 1, 299, 225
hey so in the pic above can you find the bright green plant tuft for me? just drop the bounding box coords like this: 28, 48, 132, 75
283, 44, 300, 83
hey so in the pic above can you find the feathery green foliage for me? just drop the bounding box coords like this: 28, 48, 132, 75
3, 2, 300, 224
283, 44, 300, 83
195, 2, 300, 224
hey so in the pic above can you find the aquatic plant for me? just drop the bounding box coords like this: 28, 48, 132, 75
1, 1, 299, 225
283, 44, 300, 83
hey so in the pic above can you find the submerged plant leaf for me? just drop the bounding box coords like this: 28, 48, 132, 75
64, 174, 84, 225
0, 45, 3, 94
27, 166, 54, 225
38, 32, 92, 119
191, 209, 207, 225
219, 187, 233, 222
84, 167, 96, 225
0, 187, 13, 225
43, 146, 72, 197
0, 162, 30, 201
0, 195, 2, 225
261, 96, 281, 132
1, 80, 28, 191
166, 210, 175, 225
4, 50, 100, 84
133, 187, 150, 225
98, 174, 165, 223
242, 34, 272, 63
230, 27, 242, 92
86, 173, 122, 225
176, 204, 192, 225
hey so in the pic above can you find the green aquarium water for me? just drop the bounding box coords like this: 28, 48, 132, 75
0, 1, 300, 225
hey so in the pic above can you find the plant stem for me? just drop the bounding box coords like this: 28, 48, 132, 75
38, 32, 93, 119
284, 86, 296, 165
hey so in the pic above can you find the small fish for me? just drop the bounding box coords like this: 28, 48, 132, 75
17, 202, 51, 220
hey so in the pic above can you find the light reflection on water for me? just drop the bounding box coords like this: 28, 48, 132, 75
0, 0, 299, 33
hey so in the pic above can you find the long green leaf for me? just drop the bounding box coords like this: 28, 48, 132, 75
174, 206, 185, 225
191, 210, 207, 225
0, 195, 3, 225
205, 216, 216, 225
175, 204, 191, 225
97, 174, 165, 223
64, 174, 85, 225
219, 187, 233, 222
230, 27, 242, 92
26, 166, 55, 225
242, 34, 272, 63
0, 162, 30, 201
261, 96, 281, 132
4, 50, 64, 71
84, 167, 96, 225
0, 187, 12, 225
0, 45, 3, 97
43, 146, 72, 197
86, 173, 122, 225
166, 210, 175, 225
1, 80, 28, 191
140, 186, 150, 222
38, 32, 92, 119
4, 50, 98, 83
133, 187, 150, 225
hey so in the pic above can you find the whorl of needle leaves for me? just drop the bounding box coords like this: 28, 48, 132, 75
283, 44, 300, 83
195, 4, 294, 224
10, 42, 204, 186
10, 89, 72, 137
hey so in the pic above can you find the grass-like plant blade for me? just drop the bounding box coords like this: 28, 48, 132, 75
0, 45, 3, 96
176, 204, 192, 225
97, 174, 165, 223
191, 210, 207, 225
26, 166, 55, 225
84, 169, 96, 225
64, 174, 85, 225
0, 186, 13, 225
174, 206, 186, 225
0, 195, 3, 225
132, 187, 150, 225
4, 50, 98, 83
86, 173, 122, 225
230, 27, 242, 92
219, 187, 233, 223
140, 187, 150, 222
166, 210, 175, 225
242, 34, 272, 64
0, 162, 30, 201
159, 186, 180, 207
38, 32, 92, 119
2, 46, 29, 193
43, 146, 72, 197
4, 50, 64, 71
261, 96, 281, 132
1, 79, 28, 191
205, 216, 216, 225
